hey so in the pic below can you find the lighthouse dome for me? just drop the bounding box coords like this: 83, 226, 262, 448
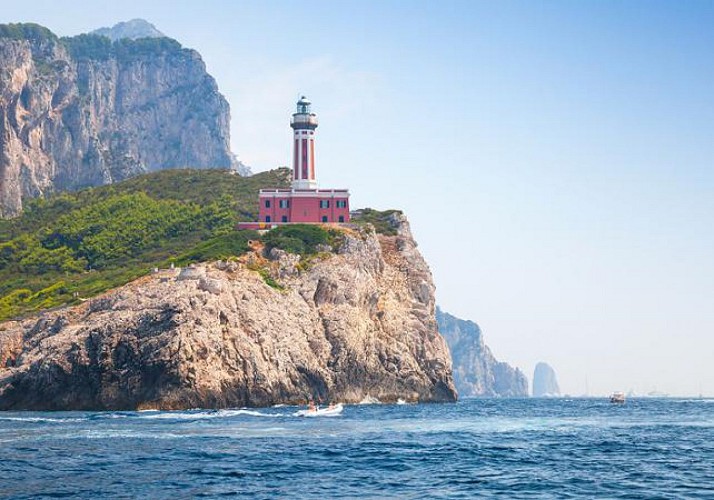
296, 96, 313, 115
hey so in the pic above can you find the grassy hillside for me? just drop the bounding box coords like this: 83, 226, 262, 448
0, 168, 290, 321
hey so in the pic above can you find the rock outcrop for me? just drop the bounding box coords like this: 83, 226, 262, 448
91, 19, 165, 41
0, 214, 456, 410
437, 308, 528, 397
0, 23, 246, 218
532, 362, 560, 397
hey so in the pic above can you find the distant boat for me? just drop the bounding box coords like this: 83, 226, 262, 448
610, 392, 626, 404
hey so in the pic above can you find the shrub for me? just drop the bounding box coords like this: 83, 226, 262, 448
262, 224, 335, 256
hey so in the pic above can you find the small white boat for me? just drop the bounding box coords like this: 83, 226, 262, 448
610, 392, 626, 404
295, 403, 344, 417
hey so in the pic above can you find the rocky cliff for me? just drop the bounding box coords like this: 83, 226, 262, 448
0, 23, 246, 218
0, 214, 456, 410
532, 362, 560, 397
437, 308, 528, 397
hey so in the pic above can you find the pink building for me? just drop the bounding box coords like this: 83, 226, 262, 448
239, 96, 350, 229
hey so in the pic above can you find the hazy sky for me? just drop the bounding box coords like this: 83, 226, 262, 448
6, 1, 714, 397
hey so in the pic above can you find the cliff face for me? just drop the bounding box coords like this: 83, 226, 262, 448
0, 214, 456, 410
532, 362, 560, 397
0, 25, 242, 218
437, 308, 528, 397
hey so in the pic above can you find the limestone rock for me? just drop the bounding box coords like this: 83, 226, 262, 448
0, 24, 244, 218
0, 216, 456, 410
91, 19, 165, 41
437, 307, 528, 397
532, 362, 560, 397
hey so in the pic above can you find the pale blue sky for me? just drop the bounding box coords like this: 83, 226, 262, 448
6, 0, 714, 396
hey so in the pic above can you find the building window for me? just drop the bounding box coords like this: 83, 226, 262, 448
264, 200, 271, 208
265, 215, 271, 223
279, 199, 289, 209
322, 216, 328, 223
281, 215, 288, 223
319, 200, 330, 209
338, 215, 345, 223
336, 200, 347, 208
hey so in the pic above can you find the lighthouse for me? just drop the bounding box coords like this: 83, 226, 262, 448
291, 96, 318, 190
239, 96, 351, 229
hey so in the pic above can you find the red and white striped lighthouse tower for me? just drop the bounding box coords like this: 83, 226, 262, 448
291, 96, 319, 189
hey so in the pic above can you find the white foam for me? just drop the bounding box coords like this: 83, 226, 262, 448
0, 416, 87, 423
222, 409, 284, 418
135, 408, 285, 420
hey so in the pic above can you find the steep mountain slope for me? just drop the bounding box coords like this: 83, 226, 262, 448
437, 307, 528, 397
0, 23, 245, 217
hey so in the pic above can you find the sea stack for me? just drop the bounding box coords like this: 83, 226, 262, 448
532, 362, 560, 397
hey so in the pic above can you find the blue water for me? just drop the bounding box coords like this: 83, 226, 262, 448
1, 398, 713, 499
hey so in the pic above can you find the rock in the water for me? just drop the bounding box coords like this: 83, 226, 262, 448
532, 362, 560, 397
0, 214, 456, 410
0, 23, 242, 218
437, 308, 528, 397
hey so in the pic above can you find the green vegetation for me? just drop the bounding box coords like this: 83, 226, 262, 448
253, 266, 284, 291
0, 23, 58, 42
0, 23, 184, 63
262, 224, 342, 257
0, 168, 290, 321
62, 34, 184, 62
60, 34, 113, 60
351, 208, 403, 236
175, 230, 259, 265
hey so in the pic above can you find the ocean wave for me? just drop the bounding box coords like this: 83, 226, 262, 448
135, 408, 286, 420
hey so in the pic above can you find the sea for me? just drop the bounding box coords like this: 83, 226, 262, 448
1, 398, 713, 499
